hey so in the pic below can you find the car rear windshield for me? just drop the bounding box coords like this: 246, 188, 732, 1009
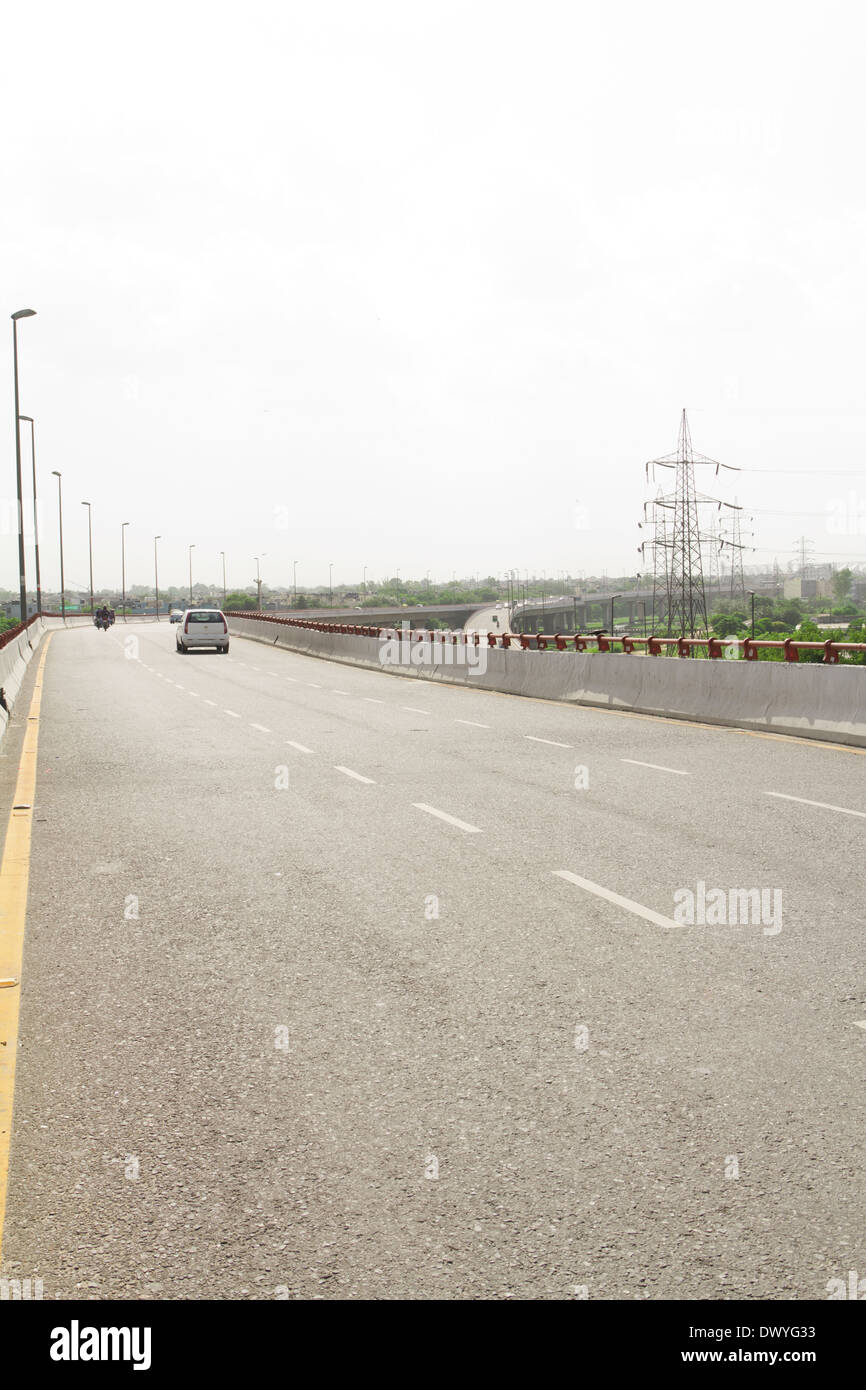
188, 612, 223, 623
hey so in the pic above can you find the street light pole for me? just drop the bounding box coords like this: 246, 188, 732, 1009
610, 593, 621, 634
154, 536, 161, 620
51, 471, 65, 620
293, 559, 298, 606
81, 501, 94, 614
329, 562, 333, 606
121, 521, 129, 620
19, 415, 41, 614
254, 555, 262, 610
220, 551, 226, 608
188, 544, 195, 605
12, 309, 36, 622
748, 589, 756, 640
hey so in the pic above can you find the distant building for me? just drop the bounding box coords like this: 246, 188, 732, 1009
2, 600, 39, 619
783, 578, 817, 599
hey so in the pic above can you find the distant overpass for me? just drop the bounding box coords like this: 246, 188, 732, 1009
264, 601, 491, 628
512, 581, 780, 634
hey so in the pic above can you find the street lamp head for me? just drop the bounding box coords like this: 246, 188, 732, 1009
12, 309, 36, 320
154, 534, 161, 541
51, 470, 61, 478
81, 500, 90, 507
18, 414, 33, 423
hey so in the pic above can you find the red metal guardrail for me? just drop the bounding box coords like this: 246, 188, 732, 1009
0, 613, 42, 652
224, 613, 866, 665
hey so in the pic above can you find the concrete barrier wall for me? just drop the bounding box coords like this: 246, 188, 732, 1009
0, 618, 54, 744
227, 617, 866, 746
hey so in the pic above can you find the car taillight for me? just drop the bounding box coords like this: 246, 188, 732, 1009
222, 618, 227, 632
184, 617, 191, 632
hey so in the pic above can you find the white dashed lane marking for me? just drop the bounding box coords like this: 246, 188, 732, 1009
456, 719, 490, 729
335, 765, 376, 784
204, 699, 217, 706
765, 791, 866, 819
412, 804, 482, 834
621, 759, 688, 776
401, 706, 429, 715
287, 741, 314, 754
224, 709, 240, 718
250, 723, 272, 734
553, 870, 682, 930
364, 697, 385, 704
525, 735, 572, 748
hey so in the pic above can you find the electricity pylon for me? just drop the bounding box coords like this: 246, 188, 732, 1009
645, 409, 740, 637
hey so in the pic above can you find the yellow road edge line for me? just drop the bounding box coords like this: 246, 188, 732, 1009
0, 634, 52, 1261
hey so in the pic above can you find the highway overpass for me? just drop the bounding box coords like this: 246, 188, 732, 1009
0, 618, 864, 1299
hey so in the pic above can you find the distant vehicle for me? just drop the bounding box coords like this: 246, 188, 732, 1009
169, 609, 184, 623
175, 609, 229, 654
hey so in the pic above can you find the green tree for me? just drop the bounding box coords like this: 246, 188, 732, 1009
832, 567, 853, 601
224, 590, 256, 610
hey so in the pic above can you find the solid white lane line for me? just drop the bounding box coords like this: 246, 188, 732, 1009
553, 870, 682, 930
525, 735, 572, 748
456, 719, 490, 729
364, 697, 385, 704
765, 790, 866, 819
224, 709, 240, 718
412, 803, 482, 834
251, 723, 272, 733
402, 706, 429, 715
287, 741, 313, 754
335, 765, 376, 784
621, 758, 689, 776
204, 699, 217, 706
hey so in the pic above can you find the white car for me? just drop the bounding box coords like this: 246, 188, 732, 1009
176, 608, 230, 653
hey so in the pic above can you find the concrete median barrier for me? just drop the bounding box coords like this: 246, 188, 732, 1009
225, 616, 866, 747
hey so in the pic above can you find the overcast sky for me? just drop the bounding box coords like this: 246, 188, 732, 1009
2, 0, 865, 594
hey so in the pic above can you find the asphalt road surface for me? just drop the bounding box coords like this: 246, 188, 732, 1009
1, 620, 864, 1300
